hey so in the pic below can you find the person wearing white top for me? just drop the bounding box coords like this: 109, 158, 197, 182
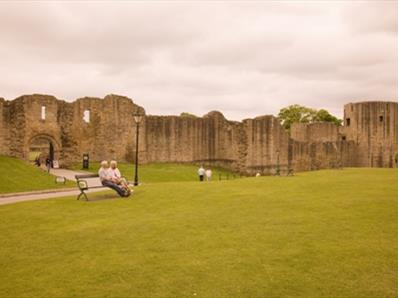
98, 160, 129, 197
205, 169, 212, 181
198, 166, 205, 182
109, 160, 131, 194
98, 161, 112, 182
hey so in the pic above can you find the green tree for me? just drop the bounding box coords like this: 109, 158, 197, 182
278, 105, 317, 130
278, 105, 342, 130
314, 109, 343, 126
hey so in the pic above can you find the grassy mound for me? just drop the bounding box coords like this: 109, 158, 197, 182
0, 168, 397, 297
0, 156, 74, 194
70, 162, 236, 183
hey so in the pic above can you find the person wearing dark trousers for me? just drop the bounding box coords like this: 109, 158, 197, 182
45, 157, 51, 173
198, 166, 205, 182
101, 179, 127, 197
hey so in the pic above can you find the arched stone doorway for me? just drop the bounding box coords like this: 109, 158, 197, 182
28, 134, 60, 167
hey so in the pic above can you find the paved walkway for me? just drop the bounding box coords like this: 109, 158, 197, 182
0, 168, 105, 206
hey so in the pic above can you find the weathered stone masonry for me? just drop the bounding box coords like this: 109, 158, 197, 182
1, 94, 397, 174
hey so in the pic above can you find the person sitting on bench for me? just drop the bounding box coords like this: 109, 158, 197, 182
98, 160, 130, 197
109, 160, 131, 196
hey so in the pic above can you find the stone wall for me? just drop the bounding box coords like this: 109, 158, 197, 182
290, 122, 343, 171
291, 122, 339, 143
1, 94, 144, 167
144, 112, 241, 171
1, 94, 397, 174
243, 116, 289, 175
0, 98, 9, 156
63, 95, 145, 164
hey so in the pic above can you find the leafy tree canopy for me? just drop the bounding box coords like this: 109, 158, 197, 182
278, 105, 342, 130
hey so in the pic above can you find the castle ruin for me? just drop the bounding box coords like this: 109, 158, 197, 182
1, 94, 397, 174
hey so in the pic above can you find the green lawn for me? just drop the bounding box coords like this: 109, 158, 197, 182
0, 156, 74, 194
0, 168, 397, 297
70, 162, 235, 183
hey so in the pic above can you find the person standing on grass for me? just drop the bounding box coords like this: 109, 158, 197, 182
99, 160, 129, 197
198, 166, 205, 182
205, 168, 212, 181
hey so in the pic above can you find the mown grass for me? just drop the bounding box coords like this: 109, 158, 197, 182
0, 156, 74, 194
70, 162, 235, 183
0, 168, 397, 297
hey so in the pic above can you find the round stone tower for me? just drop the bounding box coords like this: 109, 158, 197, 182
343, 101, 398, 167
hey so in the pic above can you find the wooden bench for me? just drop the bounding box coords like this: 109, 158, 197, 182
75, 174, 107, 201
75, 174, 131, 201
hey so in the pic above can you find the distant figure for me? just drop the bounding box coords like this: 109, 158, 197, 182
109, 160, 131, 196
198, 166, 205, 182
98, 160, 129, 197
45, 157, 51, 173
34, 157, 41, 167
205, 169, 212, 181
256, 172, 261, 177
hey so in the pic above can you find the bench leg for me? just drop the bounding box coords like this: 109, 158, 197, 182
77, 191, 88, 201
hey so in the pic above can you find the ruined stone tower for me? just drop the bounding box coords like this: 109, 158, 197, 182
342, 101, 398, 167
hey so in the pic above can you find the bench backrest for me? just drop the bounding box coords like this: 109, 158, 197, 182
75, 174, 99, 180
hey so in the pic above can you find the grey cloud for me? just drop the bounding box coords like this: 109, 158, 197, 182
343, 2, 398, 34
0, 2, 397, 121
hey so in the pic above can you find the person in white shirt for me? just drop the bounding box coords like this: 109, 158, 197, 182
98, 160, 129, 197
198, 166, 205, 182
109, 160, 130, 194
205, 169, 212, 181
98, 160, 112, 182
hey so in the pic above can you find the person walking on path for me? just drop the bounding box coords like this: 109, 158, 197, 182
205, 169, 212, 181
45, 157, 52, 173
198, 166, 205, 182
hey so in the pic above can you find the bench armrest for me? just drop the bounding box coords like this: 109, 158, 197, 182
77, 179, 89, 190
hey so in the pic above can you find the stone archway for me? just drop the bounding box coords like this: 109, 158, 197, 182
28, 134, 60, 166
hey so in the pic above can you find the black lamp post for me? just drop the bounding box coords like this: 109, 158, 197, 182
276, 149, 280, 176
133, 112, 143, 186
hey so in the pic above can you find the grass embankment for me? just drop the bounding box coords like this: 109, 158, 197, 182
0, 156, 74, 194
70, 162, 235, 183
0, 168, 397, 297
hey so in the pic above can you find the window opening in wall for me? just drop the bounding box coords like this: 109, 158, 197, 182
83, 110, 90, 123
346, 118, 350, 126
379, 115, 384, 122
342, 136, 346, 141
41, 106, 46, 120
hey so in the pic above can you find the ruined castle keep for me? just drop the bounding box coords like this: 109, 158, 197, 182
1, 94, 397, 174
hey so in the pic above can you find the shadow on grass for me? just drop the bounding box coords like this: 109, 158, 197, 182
81, 191, 129, 202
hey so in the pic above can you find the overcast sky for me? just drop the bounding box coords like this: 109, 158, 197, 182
1, 1, 398, 120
